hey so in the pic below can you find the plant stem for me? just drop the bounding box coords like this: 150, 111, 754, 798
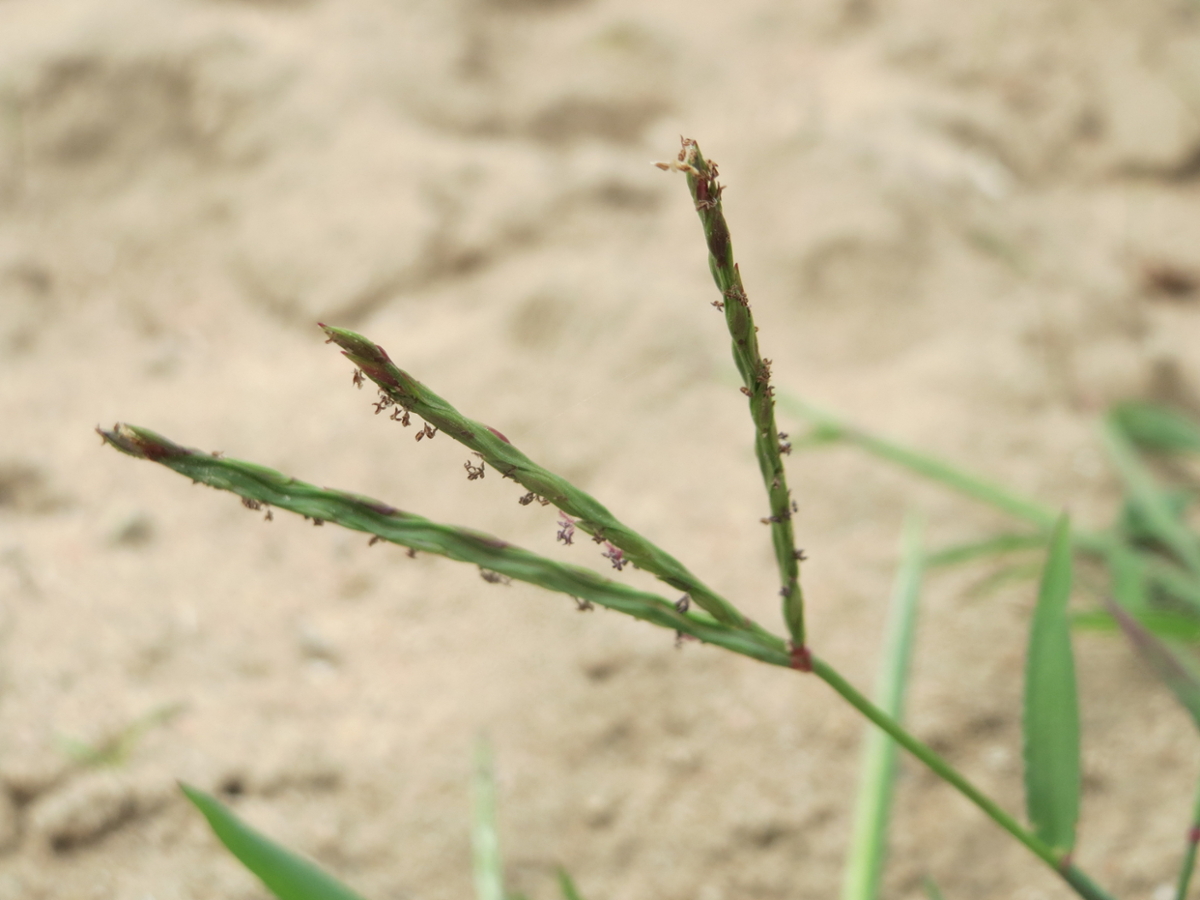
322, 325, 767, 639
659, 138, 804, 649
472, 738, 505, 900
810, 657, 1116, 900
842, 516, 924, 900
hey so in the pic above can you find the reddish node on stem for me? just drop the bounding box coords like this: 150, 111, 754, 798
486, 426, 511, 444
1057, 852, 1073, 874
789, 643, 813, 673
1189, 825, 1200, 845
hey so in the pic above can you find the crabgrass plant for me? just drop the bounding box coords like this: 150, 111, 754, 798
100, 138, 1181, 900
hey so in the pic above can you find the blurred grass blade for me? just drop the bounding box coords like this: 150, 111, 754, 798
1109, 597, 1200, 900
778, 394, 1059, 530
1106, 543, 1150, 616
1100, 416, 1200, 578
1175, 782, 1200, 900
1104, 597, 1200, 731
1023, 514, 1081, 858
181, 783, 368, 900
58, 701, 187, 768
1072, 610, 1200, 642
925, 533, 1046, 568
473, 738, 505, 900
1111, 401, 1200, 455
557, 868, 586, 900
842, 517, 925, 900
964, 561, 1044, 600
923, 875, 946, 900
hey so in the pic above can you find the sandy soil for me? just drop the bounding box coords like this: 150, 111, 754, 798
3, 0, 1200, 897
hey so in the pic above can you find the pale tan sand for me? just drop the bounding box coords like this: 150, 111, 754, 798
3, 1, 1200, 897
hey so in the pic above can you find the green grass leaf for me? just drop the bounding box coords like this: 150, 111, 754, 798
1104, 598, 1200, 732
1022, 514, 1081, 858
180, 783, 368, 900
1110, 401, 1200, 455
842, 517, 925, 900
1072, 610, 1200, 642
556, 867, 586, 900
777, 395, 1059, 530
473, 739, 506, 900
924, 533, 1046, 569
1100, 417, 1200, 578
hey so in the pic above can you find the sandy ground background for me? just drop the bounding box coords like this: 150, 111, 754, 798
3, 0, 1200, 897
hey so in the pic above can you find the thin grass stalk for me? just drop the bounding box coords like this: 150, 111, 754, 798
473, 739, 505, 900
779, 394, 1200, 613
810, 657, 1115, 900
320, 325, 765, 640
100, 425, 1118, 898
97, 423, 788, 666
1175, 779, 1200, 900
779, 395, 1058, 530
657, 138, 804, 652
842, 516, 925, 900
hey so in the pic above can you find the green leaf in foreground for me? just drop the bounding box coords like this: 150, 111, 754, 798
1022, 513, 1081, 858
842, 517, 925, 900
472, 739, 505, 900
557, 867, 586, 900
180, 783, 368, 900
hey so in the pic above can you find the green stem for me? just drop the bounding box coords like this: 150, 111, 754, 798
1175, 776, 1200, 900
321, 325, 767, 639
660, 139, 804, 649
810, 657, 1116, 900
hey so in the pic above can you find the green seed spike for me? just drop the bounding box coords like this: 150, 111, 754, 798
657, 138, 805, 651
319, 323, 765, 638
97, 423, 788, 667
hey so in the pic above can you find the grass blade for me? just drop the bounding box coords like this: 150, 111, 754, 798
658, 138, 805, 650
1111, 400, 1200, 455
924, 533, 1046, 568
181, 783, 368, 900
1099, 416, 1200, 578
1072, 610, 1200, 642
98, 423, 791, 667
1104, 597, 1200, 731
1023, 513, 1081, 859
778, 394, 1059, 530
472, 739, 505, 900
923, 875, 946, 900
842, 516, 925, 900
556, 868, 586, 900
1104, 598, 1200, 899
